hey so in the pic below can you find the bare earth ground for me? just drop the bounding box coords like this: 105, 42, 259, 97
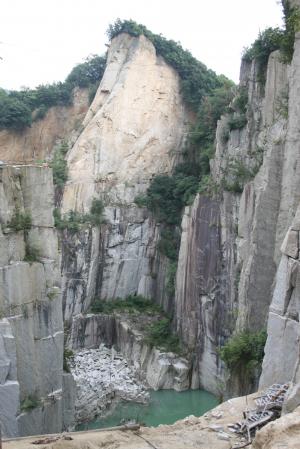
3, 395, 300, 449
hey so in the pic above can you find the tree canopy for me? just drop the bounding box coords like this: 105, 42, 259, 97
0, 54, 106, 131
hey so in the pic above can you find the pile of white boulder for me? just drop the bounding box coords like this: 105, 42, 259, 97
71, 344, 149, 423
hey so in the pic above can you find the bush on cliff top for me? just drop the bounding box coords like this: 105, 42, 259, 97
242, 1, 300, 84
106, 19, 225, 110
0, 54, 106, 131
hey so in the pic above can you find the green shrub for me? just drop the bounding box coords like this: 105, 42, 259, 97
87, 198, 106, 226
134, 194, 148, 207
0, 92, 32, 131
7, 209, 32, 231
63, 348, 74, 373
219, 330, 267, 375
222, 153, 263, 193
231, 87, 248, 114
66, 55, 106, 88
24, 243, 40, 263
242, 2, 300, 85
21, 394, 41, 412
280, 0, 300, 63
106, 19, 223, 110
0, 54, 106, 131
54, 198, 106, 233
158, 228, 180, 261
166, 261, 178, 296
33, 104, 48, 121
90, 294, 161, 315
228, 114, 247, 131
51, 142, 69, 187
144, 318, 181, 353
188, 80, 234, 152
53, 209, 81, 233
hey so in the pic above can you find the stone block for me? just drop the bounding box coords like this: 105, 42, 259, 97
281, 228, 299, 258
0, 380, 20, 437
282, 382, 300, 414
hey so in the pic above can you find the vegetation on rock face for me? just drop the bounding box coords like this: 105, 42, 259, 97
63, 348, 74, 373
24, 243, 40, 263
144, 318, 181, 354
89, 295, 181, 353
20, 393, 41, 412
0, 55, 106, 131
107, 19, 224, 110
219, 330, 267, 378
51, 141, 69, 188
90, 294, 161, 314
7, 209, 32, 231
53, 198, 106, 233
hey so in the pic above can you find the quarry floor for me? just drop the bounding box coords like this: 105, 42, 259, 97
6, 392, 299, 449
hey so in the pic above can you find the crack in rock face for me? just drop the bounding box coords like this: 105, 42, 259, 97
71, 344, 149, 423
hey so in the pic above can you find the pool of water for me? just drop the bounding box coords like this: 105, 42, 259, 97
77, 389, 219, 430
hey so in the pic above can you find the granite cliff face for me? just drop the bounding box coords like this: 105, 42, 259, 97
0, 165, 74, 437
174, 34, 299, 396
61, 32, 189, 320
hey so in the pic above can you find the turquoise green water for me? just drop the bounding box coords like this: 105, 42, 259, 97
77, 389, 218, 430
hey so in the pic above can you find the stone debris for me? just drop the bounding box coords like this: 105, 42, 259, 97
211, 410, 223, 419
217, 432, 230, 441
228, 383, 290, 445
71, 344, 149, 423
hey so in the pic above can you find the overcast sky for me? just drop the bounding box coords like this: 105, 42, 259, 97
0, 0, 283, 90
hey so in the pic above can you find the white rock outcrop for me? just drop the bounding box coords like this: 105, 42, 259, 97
60, 32, 189, 319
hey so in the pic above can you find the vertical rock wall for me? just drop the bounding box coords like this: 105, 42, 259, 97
260, 29, 300, 392
61, 33, 189, 318
175, 47, 297, 395
0, 165, 74, 437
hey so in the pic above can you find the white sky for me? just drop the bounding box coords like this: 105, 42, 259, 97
0, 0, 283, 90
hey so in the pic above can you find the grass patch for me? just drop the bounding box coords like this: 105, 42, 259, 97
7, 209, 32, 232
24, 243, 40, 263
21, 394, 41, 412
144, 318, 181, 354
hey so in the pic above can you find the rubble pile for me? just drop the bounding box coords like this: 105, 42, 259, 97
228, 383, 290, 448
71, 344, 149, 423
